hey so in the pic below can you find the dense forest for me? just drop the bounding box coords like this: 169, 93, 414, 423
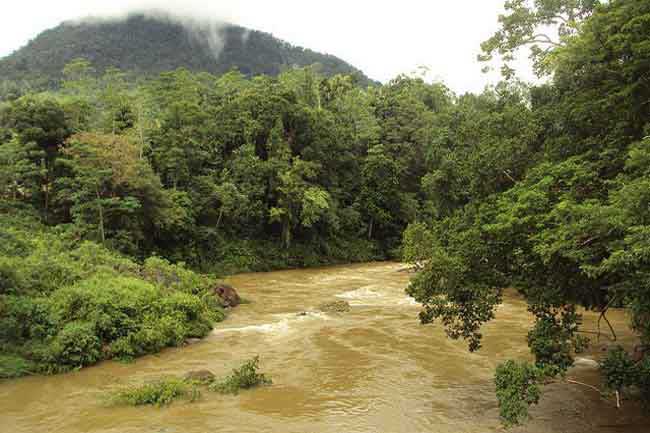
1, 0, 649, 427
0, 12, 375, 96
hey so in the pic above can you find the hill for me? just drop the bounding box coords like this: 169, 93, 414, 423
0, 12, 375, 89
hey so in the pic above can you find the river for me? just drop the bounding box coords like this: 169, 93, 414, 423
0, 262, 647, 433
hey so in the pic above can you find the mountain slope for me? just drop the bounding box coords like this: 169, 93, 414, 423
0, 13, 375, 87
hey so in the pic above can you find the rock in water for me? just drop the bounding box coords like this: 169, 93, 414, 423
318, 300, 351, 313
213, 283, 242, 308
183, 370, 216, 383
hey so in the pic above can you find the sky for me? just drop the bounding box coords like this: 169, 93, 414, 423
0, 0, 537, 94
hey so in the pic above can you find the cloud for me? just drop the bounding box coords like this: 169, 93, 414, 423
65, 8, 236, 59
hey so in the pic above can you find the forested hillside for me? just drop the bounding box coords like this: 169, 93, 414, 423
1, 0, 649, 426
0, 12, 374, 97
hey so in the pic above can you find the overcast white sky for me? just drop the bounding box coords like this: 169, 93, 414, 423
0, 0, 536, 94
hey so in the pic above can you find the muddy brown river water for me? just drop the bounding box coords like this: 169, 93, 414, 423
1, 262, 648, 433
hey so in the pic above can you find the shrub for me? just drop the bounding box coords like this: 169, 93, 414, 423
46, 321, 102, 370
600, 346, 638, 394
210, 356, 272, 395
0, 295, 52, 342
111, 377, 197, 406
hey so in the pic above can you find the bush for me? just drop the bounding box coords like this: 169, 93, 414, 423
600, 346, 638, 394
495, 360, 542, 427
209, 356, 272, 395
142, 256, 213, 295
0, 218, 226, 376
111, 377, 198, 406
45, 321, 102, 370
0, 295, 52, 342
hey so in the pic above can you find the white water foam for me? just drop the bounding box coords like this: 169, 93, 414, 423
212, 311, 329, 336
336, 285, 419, 307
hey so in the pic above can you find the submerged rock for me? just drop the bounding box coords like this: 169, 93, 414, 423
318, 300, 351, 313
183, 370, 215, 383
213, 283, 242, 308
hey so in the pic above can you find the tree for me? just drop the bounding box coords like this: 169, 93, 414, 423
358, 145, 403, 240
1, 96, 71, 222
479, 0, 599, 78
0, 137, 40, 203
401, 222, 435, 270
410, 0, 650, 425
62, 133, 141, 246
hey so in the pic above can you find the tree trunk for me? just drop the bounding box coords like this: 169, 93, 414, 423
282, 219, 291, 250
367, 218, 374, 240
216, 208, 224, 230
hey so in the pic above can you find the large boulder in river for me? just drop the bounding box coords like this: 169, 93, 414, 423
213, 283, 241, 308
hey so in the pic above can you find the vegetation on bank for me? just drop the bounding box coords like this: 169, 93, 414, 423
109, 357, 271, 406
0, 212, 226, 377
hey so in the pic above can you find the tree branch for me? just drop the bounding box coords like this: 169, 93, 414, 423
597, 296, 618, 342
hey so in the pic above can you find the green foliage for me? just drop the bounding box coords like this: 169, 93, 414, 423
495, 360, 542, 427
526, 305, 581, 375
479, 0, 599, 77
0, 355, 34, 379
46, 321, 102, 371
0, 218, 226, 376
600, 346, 638, 393
209, 356, 272, 395
407, 0, 650, 426
110, 377, 196, 407
401, 222, 434, 267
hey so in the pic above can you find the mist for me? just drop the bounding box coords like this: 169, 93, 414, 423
65, 8, 239, 60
